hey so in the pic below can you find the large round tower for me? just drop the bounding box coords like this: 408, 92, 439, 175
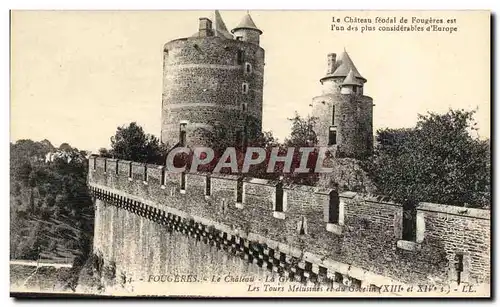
161, 11, 264, 148
311, 51, 373, 159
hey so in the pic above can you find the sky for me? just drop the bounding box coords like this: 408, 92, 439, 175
10, 10, 490, 152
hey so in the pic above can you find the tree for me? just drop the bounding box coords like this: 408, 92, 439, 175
284, 112, 318, 147
110, 122, 164, 163
366, 109, 490, 208
59, 143, 72, 151
281, 113, 320, 186
98, 148, 112, 158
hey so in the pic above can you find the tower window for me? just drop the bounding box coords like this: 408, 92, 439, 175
236, 36, 243, 41
179, 122, 187, 146
241, 103, 247, 112
245, 63, 252, 73
242, 82, 249, 94
332, 106, 336, 125
328, 127, 337, 145
237, 50, 244, 64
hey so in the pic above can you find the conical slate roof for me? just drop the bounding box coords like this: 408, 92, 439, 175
332, 51, 365, 81
213, 10, 233, 39
320, 50, 366, 83
190, 10, 233, 39
341, 69, 361, 86
231, 13, 262, 34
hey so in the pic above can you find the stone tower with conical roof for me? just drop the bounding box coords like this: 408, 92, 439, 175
231, 13, 262, 45
311, 51, 373, 158
161, 11, 264, 148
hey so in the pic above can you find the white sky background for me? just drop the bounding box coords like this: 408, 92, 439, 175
10, 10, 490, 152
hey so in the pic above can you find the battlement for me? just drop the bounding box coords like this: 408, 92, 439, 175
89, 156, 490, 287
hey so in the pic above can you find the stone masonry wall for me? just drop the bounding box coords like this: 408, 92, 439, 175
89, 156, 491, 290
162, 36, 264, 147
312, 93, 373, 159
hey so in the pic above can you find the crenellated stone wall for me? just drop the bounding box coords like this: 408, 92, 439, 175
89, 156, 490, 293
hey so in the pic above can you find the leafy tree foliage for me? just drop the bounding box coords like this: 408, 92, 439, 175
98, 147, 112, 158
10, 140, 94, 289
366, 109, 490, 208
284, 112, 318, 147
109, 122, 166, 164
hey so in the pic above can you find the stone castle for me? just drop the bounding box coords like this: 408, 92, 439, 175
88, 12, 490, 295
160, 11, 373, 159
161, 11, 264, 148
312, 52, 373, 158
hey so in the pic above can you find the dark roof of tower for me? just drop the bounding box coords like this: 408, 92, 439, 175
213, 10, 233, 39
341, 69, 362, 86
321, 50, 366, 82
190, 10, 233, 39
231, 13, 262, 34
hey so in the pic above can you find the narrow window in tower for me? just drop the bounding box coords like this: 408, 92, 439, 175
179, 123, 187, 146
237, 50, 244, 64
328, 190, 340, 224
275, 181, 284, 212
242, 82, 249, 94
241, 103, 247, 112
332, 106, 336, 125
245, 63, 252, 74
328, 127, 337, 145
